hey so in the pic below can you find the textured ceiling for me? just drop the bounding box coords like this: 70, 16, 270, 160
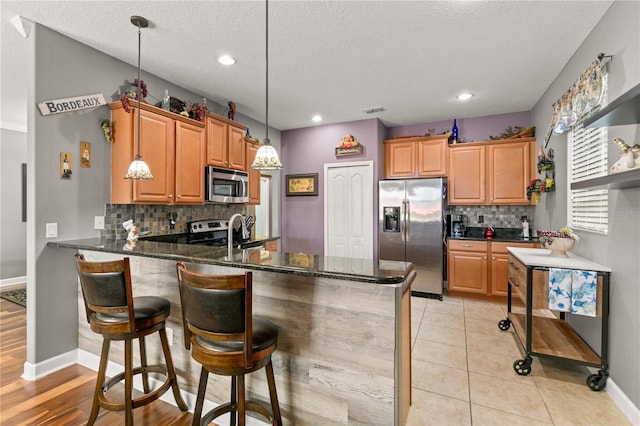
1, 1, 613, 131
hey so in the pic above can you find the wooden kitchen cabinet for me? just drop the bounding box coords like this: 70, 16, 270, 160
110, 101, 206, 204
205, 113, 247, 170
489, 242, 536, 297
264, 240, 278, 251
246, 141, 261, 204
447, 240, 488, 294
448, 138, 535, 205
448, 240, 537, 298
384, 136, 448, 178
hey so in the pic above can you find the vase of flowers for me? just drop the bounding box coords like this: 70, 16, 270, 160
539, 227, 579, 257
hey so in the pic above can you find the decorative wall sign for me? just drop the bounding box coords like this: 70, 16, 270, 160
286, 173, 318, 196
80, 142, 91, 167
335, 133, 364, 157
38, 93, 106, 116
60, 152, 72, 179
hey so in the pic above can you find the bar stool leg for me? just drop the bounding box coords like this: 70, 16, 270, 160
124, 339, 134, 426
158, 327, 188, 410
230, 376, 237, 426
88, 338, 111, 425
193, 367, 209, 426
238, 375, 246, 426
265, 361, 282, 425
139, 336, 150, 394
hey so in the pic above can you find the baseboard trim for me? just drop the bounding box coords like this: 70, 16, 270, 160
0, 276, 27, 289
607, 377, 640, 425
21, 349, 77, 381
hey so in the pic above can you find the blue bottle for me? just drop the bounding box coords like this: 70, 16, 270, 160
451, 119, 459, 143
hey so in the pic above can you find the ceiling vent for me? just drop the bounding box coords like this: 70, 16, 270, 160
361, 106, 385, 114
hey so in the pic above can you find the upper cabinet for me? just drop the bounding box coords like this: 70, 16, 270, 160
384, 136, 448, 179
449, 138, 535, 205
110, 101, 205, 205
246, 141, 261, 205
206, 114, 247, 171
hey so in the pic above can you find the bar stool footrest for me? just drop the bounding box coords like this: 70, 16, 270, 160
200, 399, 276, 426
99, 364, 174, 411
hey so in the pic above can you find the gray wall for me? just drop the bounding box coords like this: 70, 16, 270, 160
530, 0, 639, 411
0, 128, 27, 281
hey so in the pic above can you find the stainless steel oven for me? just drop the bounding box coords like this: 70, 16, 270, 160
205, 166, 249, 203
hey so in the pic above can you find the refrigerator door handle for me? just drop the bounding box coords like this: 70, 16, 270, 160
401, 199, 406, 241
405, 199, 410, 239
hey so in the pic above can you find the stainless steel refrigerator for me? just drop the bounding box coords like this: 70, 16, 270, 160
379, 178, 446, 299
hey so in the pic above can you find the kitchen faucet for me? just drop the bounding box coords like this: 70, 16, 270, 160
227, 213, 248, 260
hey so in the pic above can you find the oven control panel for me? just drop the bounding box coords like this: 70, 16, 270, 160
188, 219, 229, 234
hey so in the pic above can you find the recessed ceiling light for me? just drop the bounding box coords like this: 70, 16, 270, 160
218, 55, 235, 65
312, 115, 322, 122
457, 93, 473, 101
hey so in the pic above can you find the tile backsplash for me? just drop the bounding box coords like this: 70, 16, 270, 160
448, 205, 535, 229
102, 204, 246, 241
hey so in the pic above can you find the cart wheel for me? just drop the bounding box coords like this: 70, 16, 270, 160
587, 373, 607, 391
498, 319, 511, 331
513, 358, 532, 376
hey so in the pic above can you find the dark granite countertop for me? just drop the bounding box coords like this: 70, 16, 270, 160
47, 238, 412, 284
449, 226, 540, 243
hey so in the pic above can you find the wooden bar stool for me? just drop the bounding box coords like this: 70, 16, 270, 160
176, 262, 282, 426
75, 254, 188, 425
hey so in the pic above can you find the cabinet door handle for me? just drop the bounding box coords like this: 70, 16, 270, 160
168, 194, 173, 198
492, 256, 496, 260
490, 197, 494, 201
177, 194, 182, 199
462, 244, 473, 247
483, 256, 487, 260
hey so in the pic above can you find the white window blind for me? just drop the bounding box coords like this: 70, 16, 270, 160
568, 122, 608, 234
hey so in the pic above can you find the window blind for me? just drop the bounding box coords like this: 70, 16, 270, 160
568, 122, 608, 234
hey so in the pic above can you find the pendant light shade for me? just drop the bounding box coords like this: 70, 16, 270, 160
124, 15, 153, 180
251, 0, 283, 171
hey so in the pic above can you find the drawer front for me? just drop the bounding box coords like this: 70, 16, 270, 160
448, 240, 488, 252
508, 255, 527, 302
491, 241, 536, 254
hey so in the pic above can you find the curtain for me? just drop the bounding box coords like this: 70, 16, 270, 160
544, 58, 607, 147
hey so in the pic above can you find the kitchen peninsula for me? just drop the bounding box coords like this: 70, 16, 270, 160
48, 238, 415, 425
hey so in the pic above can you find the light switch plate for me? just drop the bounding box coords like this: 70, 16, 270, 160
94, 216, 105, 230
46, 223, 58, 238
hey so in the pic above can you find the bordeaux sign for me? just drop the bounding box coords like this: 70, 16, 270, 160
37, 93, 106, 116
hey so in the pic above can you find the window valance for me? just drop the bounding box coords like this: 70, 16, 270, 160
544, 54, 611, 147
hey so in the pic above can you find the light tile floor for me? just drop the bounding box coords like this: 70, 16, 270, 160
407, 295, 631, 426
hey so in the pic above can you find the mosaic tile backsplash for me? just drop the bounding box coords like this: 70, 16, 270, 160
448, 205, 536, 230
102, 204, 246, 241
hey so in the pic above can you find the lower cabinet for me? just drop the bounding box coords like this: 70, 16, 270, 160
448, 240, 536, 297
447, 240, 488, 294
264, 240, 278, 252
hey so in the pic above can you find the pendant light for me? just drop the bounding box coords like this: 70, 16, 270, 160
251, 0, 283, 170
124, 16, 153, 180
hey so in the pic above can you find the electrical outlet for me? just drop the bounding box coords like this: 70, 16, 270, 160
478, 214, 484, 224
46, 223, 58, 238
94, 216, 105, 230
166, 327, 174, 346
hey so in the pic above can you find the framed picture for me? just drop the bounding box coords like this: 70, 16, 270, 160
286, 173, 318, 196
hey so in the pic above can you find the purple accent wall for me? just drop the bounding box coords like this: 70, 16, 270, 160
281, 119, 384, 255
387, 111, 531, 143
281, 111, 532, 255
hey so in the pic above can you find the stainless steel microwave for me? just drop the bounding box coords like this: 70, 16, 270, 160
205, 166, 249, 203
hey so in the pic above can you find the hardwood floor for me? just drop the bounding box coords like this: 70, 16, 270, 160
0, 299, 192, 425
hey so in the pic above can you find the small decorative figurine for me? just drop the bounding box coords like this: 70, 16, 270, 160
611, 137, 640, 174
228, 101, 236, 120
122, 219, 139, 242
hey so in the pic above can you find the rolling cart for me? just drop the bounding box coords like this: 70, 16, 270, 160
497, 247, 611, 391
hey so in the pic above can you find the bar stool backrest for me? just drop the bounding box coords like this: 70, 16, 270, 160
75, 253, 135, 334
176, 262, 253, 369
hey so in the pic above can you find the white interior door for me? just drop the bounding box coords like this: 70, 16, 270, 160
324, 161, 373, 259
